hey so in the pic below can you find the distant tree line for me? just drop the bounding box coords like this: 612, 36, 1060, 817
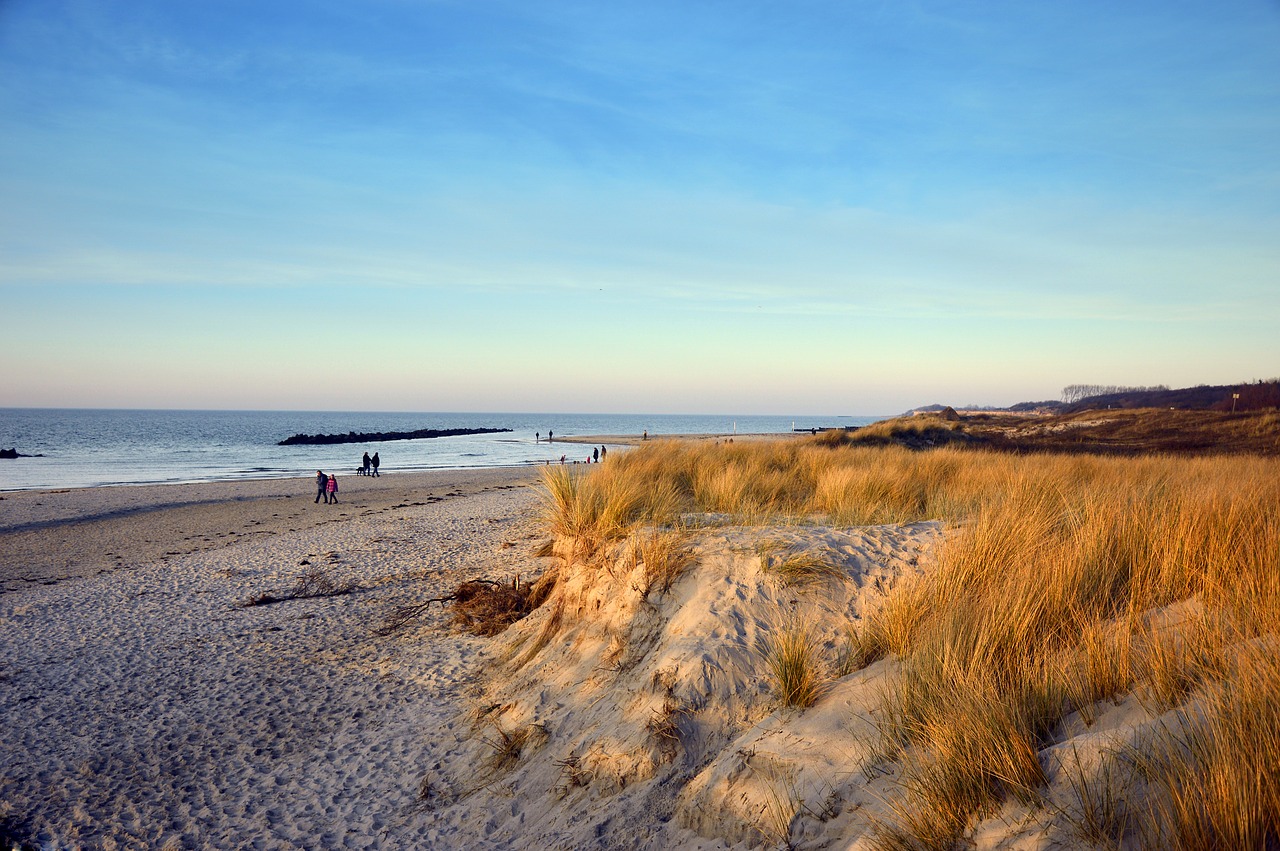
1061, 384, 1170, 404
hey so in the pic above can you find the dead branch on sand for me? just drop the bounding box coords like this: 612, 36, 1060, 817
378, 573, 556, 637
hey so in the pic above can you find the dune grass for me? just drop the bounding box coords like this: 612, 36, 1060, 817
764, 611, 829, 709
631, 527, 694, 596
758, 542, 845, 586
1134, 640, 1280, 849
539, 436, 1006, 534
861, 452, 1280, 847
534, 431, 1280, 847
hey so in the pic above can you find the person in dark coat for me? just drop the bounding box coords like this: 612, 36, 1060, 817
362, 452, 371, 476
315, 471, 328, 503
371, 452, 380, 476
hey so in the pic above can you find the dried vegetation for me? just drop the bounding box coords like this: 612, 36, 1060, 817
524, 413, 1280, 848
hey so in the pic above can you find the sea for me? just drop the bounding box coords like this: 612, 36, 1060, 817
0, 409, 886, 492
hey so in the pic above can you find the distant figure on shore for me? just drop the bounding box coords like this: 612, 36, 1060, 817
371, 452, 380, 476
600, 445, 607, 460
642, 430, 647, 441
315, 471, 328, 504
362, 452, 371, 476
326, 474, 339, 504
548, 430, 553, 442
559, 455, 566, 464
535, 432, 540, 442
593, 447, 599, 463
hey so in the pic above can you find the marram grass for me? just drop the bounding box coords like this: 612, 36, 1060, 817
536, 434, 1280, 849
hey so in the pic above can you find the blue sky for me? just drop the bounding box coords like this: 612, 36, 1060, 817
2, 0, 1277, 414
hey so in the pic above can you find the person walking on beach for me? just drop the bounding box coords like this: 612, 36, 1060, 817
593, 447, 599, 463
600, 445, 607, 460
362, 452, 371, 476
536, 432, 540, 442
371, 452, 380, 476
327, 473, 339, 504
315, 471, 328, 503
548, 430, 553, 442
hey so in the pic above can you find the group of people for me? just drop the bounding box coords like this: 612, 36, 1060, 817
555, 445, 609, 465
358, 452, 381, 476
314, 452, 381, 504
314, 470, 339, 504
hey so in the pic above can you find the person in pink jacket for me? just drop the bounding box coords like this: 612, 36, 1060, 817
326, 473, 338, 504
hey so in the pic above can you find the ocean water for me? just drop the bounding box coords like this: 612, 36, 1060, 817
0, 409, 885, 492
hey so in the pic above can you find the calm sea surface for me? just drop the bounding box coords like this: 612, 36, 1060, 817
0, 409, 886, 492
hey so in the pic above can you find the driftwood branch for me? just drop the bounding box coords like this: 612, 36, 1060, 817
236, 568, 359, 609
375, 578, 503, 636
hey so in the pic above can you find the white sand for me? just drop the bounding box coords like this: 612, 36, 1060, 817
1, 469, 547, 849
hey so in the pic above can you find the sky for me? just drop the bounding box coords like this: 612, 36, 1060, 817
1, 0, 1278, 415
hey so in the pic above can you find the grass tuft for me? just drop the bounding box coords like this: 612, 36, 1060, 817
761, 546, 846, 587
633, 528, 694, 597
764, 612, 829, 709
482, 721, 530, 773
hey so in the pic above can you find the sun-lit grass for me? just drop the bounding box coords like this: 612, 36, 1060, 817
535, 432, 1280, 847
631, 527, 694, 596
857, 453, 1280, 847
1133, 641, 1280, 849
764, 612, 828, 709
758, 542, 845, 586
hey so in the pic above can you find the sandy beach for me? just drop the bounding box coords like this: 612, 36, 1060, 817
0, 468, 542, 595
1, 467, 550, 849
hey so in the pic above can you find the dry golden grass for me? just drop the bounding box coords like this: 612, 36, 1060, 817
758, 542, 845, 587
630, 527, 694, 596
532, 435, 1280, 844
862, 451, 1280, 847
764, 612, 828, 709
1133, 641, 1280, 849
543, 436, 998, 534
534, 434, 1280, 847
